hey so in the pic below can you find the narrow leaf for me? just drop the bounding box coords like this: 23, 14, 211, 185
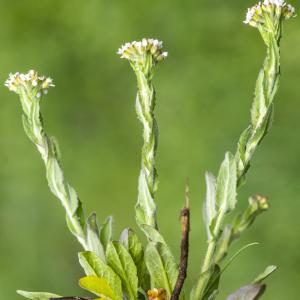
120, 228, 148, 290
253, 265, 277, 284
203, 172, 217, 240
78, 251, 122, 300
100, 216, 113, 251
86, 213, 105, 261
144, 242, 172, 296
144, 242, 179, 299
216, 152, 237, 213
140, 224, 165, 244
17, 290, 60, 300
106, 241, 138, 300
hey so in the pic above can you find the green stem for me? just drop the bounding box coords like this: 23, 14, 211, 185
195, 32, 281, 300
134, 68, 158, 230
19, 90, 88, 250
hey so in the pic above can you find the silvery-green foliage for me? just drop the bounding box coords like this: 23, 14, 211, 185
203, 172, 217, 240
100, 216, 113, 251
119, 39, 181, 299
120, 228, 149, 291
86, 213, 106, 261
216, 152, 237, 214
6, 71, 88, 250
6, 3, 297, 300
118, 39, 167, 231
144, 228, 183, 300
194, 2, 296, 299
106, 241, 138, 300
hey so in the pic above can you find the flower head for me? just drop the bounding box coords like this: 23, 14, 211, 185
117, 38, 168, 64
5, 70, 54, 97
147, 288, 167, 300
250, 194, 269, 210
244, 0, 296, 28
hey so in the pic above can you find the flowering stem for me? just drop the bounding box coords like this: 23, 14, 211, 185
192, 2, 296, 299
6, 71, 88, 250
135, 68, 158, 229
118, 39, 167, 231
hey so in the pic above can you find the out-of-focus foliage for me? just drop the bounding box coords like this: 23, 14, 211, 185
0, 0, 299, 299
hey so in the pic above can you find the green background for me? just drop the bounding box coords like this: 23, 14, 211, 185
0, 0, 299, 299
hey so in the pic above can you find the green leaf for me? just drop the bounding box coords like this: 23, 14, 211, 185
120, 228, 143, 264
17, 290, 60, 300
136, 171, 157, 228
144, 242, 179, 298
106, 241, 138, 300
100, 216, 113, 251
86, 213, 106, 261
226, 283, 266, 300
203, 172, 217, 240
216, 152, 237, 213
252, 265, 277, 284
140, 224, 165, 243
79, 275, 119, 300
120, 228, 148, 290
78, 251, 122, 300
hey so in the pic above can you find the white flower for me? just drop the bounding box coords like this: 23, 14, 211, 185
5, 70, 54, 95
244, 1, 296, 28
117, 38, 168, 63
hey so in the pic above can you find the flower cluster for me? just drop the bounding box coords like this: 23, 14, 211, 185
5, 70, 54, 97
252, 194, 269, 210
244, 0, 296, 28
147, 288, 167, 300
117, 38, 168, 63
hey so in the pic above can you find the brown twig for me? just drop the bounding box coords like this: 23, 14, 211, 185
170, 183, 190, 300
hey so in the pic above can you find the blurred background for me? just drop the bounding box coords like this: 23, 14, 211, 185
0, 0, 299, 299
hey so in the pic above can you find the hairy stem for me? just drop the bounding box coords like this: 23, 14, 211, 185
19, 90, 88, 250
134, 67, 158, 229
194, 30, 281, 300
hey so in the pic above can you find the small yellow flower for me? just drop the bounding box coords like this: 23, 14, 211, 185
147, 288, 167, 300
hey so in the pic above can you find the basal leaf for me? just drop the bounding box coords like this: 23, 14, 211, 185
106, 241, 138, 300
144, 242, 172, 296
17, 290, 60, 300
78, 251, 122, 300
144, 241, 180, 299
79, 275, 118, 300
120, 228, 148, 290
